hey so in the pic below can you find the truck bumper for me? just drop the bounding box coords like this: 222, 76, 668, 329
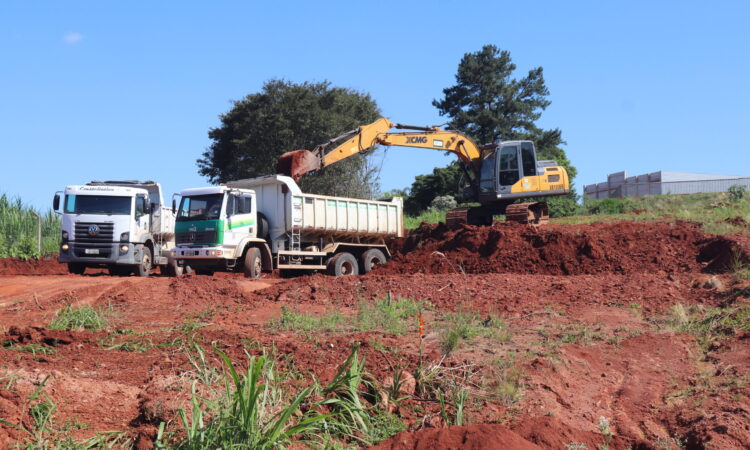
58, 242, 140, 265
172, 246, 233, 270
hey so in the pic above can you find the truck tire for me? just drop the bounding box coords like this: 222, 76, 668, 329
243, 247, 262, 279
360, 248, 387, 273
134, 247, 152, 277
67, 263, 85, 275
166, 258, 184, 277
327, 252, 359, 276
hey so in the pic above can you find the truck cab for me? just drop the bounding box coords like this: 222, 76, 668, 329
173, 186, 272, 276
54, 180, 177, 276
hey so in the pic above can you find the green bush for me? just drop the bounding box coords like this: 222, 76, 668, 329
728, 184, 747, 203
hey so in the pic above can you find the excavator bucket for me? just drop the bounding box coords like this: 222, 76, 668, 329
276, 149, 320, 182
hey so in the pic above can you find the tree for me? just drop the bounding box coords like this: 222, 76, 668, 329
197, 80, 381, 198
425, 45, 579, 216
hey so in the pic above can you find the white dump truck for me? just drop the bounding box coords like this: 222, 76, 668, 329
53, 180, 180, 276
172, 175, 403, 277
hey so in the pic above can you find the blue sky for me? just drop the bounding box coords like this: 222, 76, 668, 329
1, 1, 748, 210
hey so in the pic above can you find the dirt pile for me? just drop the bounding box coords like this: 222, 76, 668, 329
371, 424, 540, 449
0, 257, 67, 275
382, 221, 739, 276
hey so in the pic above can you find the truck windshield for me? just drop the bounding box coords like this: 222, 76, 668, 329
64, 195, 131, 215
177, 194, 224, 221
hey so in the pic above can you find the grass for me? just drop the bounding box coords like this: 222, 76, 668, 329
663, 301, 750, 355
404, 209, 446, 229
268, 295, 425, 336
559, 192, 750, 235
2, 342, 56, 356
488, 357, 524, 405
49, 303, 110, 331
439, 311, 511, 355
160, 343, 405, 449
0, 193, 60, 258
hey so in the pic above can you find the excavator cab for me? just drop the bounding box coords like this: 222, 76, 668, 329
477, 140, 539, 202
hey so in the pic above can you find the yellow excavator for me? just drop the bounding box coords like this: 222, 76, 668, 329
276, 117, 570, 226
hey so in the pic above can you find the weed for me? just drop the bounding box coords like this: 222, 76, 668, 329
270, 305, 345, 333
598, 416, 613, 450
167, 346, 328, 449
566, 444, 587, 450
356, 295, 423, 335
2, 340, 56, 357
439, 311, 481, 354
558, 323, 607, 344
49, 303, 109, 331
486, 357, 524, 404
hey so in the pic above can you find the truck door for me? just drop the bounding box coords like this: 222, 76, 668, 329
135, 194, 149, 240
225, 192, 255, 250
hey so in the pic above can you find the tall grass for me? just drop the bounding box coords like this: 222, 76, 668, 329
0, 193, 60, 258
559, 192, 750, 234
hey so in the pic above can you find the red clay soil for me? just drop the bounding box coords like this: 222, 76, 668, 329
371, 424, 542, 450
381, 220, 744, 276
0, 257, 67, 275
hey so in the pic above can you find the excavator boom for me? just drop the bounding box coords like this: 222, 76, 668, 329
276, 118, 483, 181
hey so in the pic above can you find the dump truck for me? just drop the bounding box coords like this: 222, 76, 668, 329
53, 180, 181, 276
171, 175, 403, 277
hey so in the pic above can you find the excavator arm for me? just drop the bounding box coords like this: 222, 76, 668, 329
276, 118, 483, 181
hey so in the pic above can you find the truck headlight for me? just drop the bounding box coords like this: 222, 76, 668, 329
120, 232, 129, 242
61, 231, 68, 240
61, 243, 69, 251
120, 244, 129, 253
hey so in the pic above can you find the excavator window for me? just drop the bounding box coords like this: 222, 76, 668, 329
521, 142, 537, 177
479, 151, 497, 193
499, 146, 520, 187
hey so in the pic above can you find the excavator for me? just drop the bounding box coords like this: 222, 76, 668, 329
276, 118, 570, 226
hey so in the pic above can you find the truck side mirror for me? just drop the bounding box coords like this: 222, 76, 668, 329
53, 194, 60, 211
172, 198, 176, 210
148, 202, 155, 214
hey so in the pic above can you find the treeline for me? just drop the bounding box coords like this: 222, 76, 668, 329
0, 194, 60, 259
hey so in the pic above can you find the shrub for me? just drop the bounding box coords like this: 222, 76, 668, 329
430, 195, 458, 211
728, 184, 747, 202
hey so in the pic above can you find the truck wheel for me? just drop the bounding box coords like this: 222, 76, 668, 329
327, 252, 359, 276
360, 248, 387, 273
243, 247, 262, 279
166, 259, 183, 277
67, 263, 85, 275
135, 247, 152, 277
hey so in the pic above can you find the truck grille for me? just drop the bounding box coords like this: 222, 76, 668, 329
75, 222, 115, 244
176, 231, 217, 245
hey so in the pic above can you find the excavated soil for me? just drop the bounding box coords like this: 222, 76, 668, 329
381, 220, 742, 275
1, 220, 749, 449
0, 257, 68, 275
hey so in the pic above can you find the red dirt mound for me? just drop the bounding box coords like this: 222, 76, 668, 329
0, 257, 67, 275
370, 424, 540, 450
381, 221, 735, 275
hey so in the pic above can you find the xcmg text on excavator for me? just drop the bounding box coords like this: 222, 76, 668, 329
276, 118, 570, 226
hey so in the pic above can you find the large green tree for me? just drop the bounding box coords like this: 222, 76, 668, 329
406, 45, 578, 216
197, 80, 381, 198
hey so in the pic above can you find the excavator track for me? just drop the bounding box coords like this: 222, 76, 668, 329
504, 202, 549, 225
